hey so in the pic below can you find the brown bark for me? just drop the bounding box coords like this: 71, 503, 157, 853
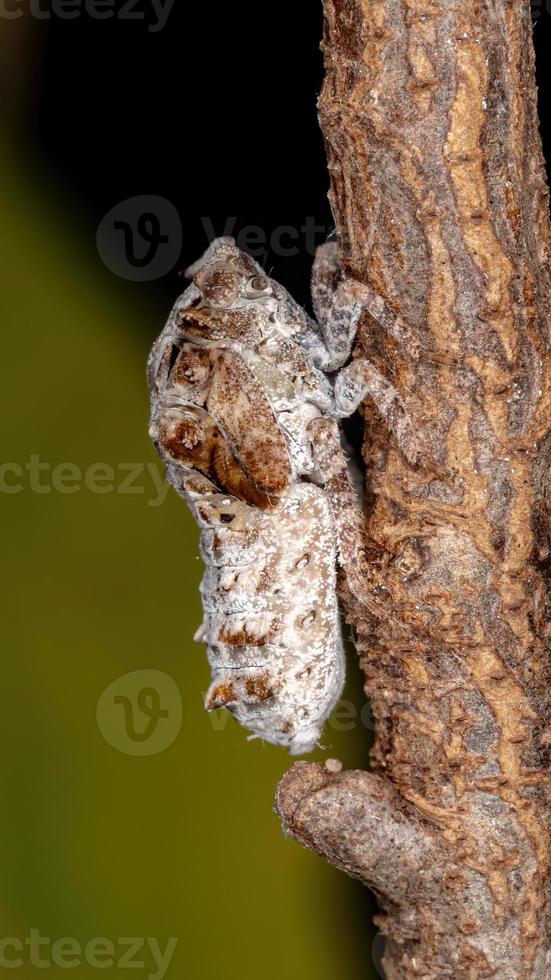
276, 1, 551, 976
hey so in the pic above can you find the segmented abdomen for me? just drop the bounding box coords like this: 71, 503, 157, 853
193, 483, 345, 755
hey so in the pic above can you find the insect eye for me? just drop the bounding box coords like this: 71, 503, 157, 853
247, 275, 270, 296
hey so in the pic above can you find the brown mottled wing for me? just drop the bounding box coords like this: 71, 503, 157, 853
206, 352, 292, 504
156, 406, 279, 510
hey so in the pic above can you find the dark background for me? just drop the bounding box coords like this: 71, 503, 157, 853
36, 0, 332, 314
35, 0, 551, 313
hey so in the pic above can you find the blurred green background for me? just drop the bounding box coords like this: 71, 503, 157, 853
0, 13, 376, 980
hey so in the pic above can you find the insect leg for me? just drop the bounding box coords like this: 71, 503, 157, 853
332, 358, 423, 466
308, 417, 387, 619
312, 241, 423, 376
311, 243, 366, 372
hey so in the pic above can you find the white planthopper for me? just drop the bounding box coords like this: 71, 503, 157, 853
148, 237, 401, 752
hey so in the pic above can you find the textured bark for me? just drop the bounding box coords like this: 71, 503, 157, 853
276, 1, 551, 977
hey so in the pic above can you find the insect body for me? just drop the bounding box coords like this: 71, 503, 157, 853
148, 237, 405, 752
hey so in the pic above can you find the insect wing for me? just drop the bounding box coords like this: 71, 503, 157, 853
206, 351, 292, 503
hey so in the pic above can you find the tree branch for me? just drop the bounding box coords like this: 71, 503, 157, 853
277, 1, 551, 976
